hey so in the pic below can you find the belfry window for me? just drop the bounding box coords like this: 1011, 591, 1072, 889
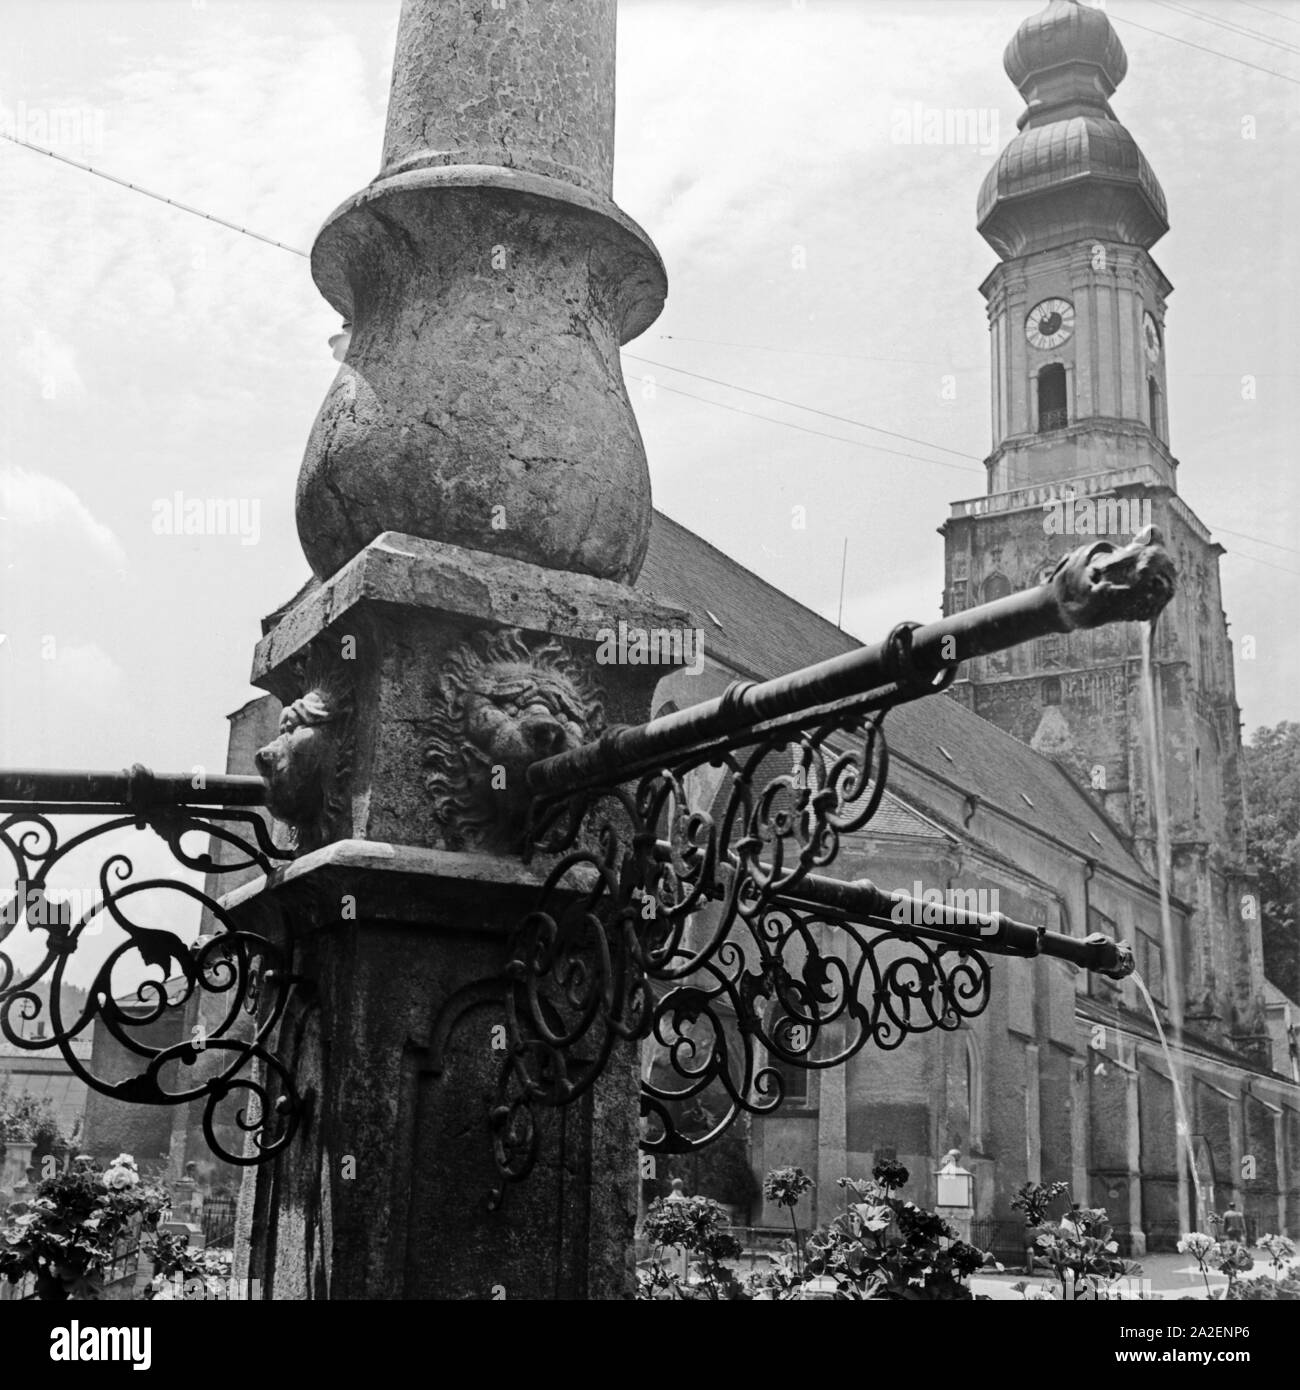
1037, 364, 1068, 432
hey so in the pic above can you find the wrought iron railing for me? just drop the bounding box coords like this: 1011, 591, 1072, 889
478, 530, 1174, 1199
0, 767, 301, 1166
201, 1193, 237, 1247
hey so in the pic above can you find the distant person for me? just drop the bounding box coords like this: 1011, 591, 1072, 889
1221, 1203, 1247, 1244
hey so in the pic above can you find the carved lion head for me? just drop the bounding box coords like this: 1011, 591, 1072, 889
424, 628, 602, 851
255, 681, 354, 852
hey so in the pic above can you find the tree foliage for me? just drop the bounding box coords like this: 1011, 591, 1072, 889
1242, 722, 1300, 1001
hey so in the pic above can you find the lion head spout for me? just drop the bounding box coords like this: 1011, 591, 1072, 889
424, 628, 603, 852
255, 678, 354, 853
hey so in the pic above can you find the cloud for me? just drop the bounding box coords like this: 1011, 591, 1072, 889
0, 465, 125, 569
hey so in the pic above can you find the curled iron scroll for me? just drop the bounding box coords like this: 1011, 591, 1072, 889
0, 802, 301, 1166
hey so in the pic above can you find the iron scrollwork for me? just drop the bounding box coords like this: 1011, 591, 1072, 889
489, 705, 992, 1198
0, 770, 302, 1166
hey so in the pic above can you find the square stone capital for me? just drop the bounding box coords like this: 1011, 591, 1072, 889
251, 531, 692, 698
220, 837, 561, 935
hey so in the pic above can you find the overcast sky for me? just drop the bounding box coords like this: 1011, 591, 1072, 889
2, 0, 1297, 799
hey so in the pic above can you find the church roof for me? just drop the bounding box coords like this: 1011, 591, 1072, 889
637, 510, 1152, 888
978, 0, 1167, 259
977, 116, 1167, 255
1004, 0, 1127, 94
637, 512, 861, 681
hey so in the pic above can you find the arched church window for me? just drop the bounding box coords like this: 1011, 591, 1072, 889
1042, 676, 1062, 705
1037, 364, 1068, 432
982, 572, 1011, 603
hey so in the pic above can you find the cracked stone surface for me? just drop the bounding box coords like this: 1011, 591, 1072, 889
296, 0, 665, 585
382, 0, 616, 195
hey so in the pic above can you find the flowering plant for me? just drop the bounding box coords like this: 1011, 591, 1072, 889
637, 1193, 746, 1300
751, 1163, 997, 1301
1177, 1231, 1223, 1298
1034, 1206, 1139, 1300
1257, 1233, 1297, 1279
146, 1240, 236, 1301
0, 1154, 167, 1300
762, 1166, 814, 1273
1212, 1240, 1254, 1292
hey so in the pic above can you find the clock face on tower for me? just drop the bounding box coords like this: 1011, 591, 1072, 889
1025, 298, 1075, 350
1142, 311, 1161, 362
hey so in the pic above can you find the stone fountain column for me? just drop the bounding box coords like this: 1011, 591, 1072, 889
226, 0, 686, 1300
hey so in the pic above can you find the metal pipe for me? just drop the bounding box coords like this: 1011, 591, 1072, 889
0, 766, 267, 810
780, 871, 1134, 979
527, 526, 1175, 797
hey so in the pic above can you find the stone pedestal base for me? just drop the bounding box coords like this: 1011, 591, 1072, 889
939, 1205, 973, 1245
231, 529, 689, 1299
227, 843, 640, 1300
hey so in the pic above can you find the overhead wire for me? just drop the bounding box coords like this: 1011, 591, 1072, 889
1108, 10, 1300, 82
3, 89, 1296, 576
1151, 0, 1300, 54
622, 354, 983, 462
1234, 0, 1300, 27
0, 130, 311, 257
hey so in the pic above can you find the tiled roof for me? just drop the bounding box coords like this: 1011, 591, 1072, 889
867, 790, 950, 842
637, 511, 1150, 885
637, 512, 861, 681
885, 695, 1142, 882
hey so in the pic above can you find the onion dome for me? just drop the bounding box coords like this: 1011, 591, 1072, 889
978, 1, 1166, 260
1004, 0, 1127, 97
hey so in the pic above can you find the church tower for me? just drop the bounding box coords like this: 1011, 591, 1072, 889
941, 0, 1265, 1053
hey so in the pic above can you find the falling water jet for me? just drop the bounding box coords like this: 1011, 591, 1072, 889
1138, 613, 1204, 1241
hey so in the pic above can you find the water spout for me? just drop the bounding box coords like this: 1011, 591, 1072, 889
1137, 614, 1204, 1236
1050, 525, 1176, 630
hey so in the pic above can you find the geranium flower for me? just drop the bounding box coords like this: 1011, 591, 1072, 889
1177, 1232, 1217, 1260
101, 1166, 139, 1191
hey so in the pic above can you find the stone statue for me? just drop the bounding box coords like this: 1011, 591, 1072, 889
424, 627, 602, 852
255, 676, 354, 853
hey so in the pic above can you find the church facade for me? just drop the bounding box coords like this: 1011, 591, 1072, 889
640, 0, 1297, 1254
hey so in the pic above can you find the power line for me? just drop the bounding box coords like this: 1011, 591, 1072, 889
1109, 11, 1300, 83
638, 376, 983, 472
1234, 0, 1300, 29
1220, 549, 1300, 579
1212, 525, 1300, 557
5, 96, 1295, 576
1152, 0, 1300, 56
656, 333, 954, 369
622, 354, 984, 462
0, 131, 310, 257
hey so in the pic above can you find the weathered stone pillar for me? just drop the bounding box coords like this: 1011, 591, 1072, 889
227, 0, 680, 1300
297, 0, 664, 584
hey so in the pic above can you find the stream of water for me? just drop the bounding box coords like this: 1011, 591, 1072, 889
1137, 618, 1205, 1233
